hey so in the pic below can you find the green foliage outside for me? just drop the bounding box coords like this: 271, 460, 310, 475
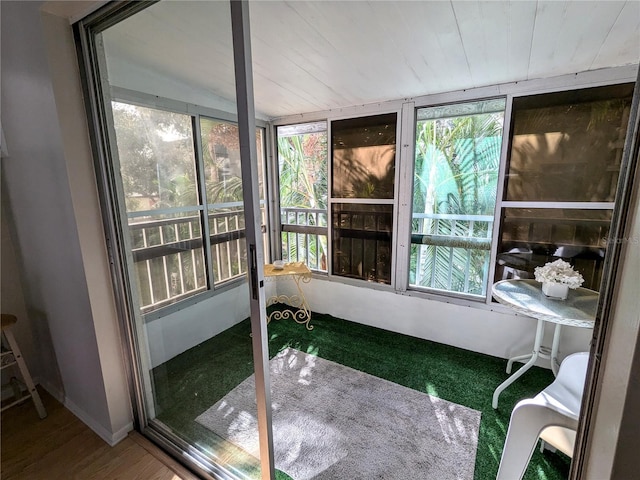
277, 131, 328, 269
112, 103, 271, 308
112, 102, 198, 212
112, 100, 503, 298
113, 104, 262, 213
412, 112, 504, 294
277, 132, 327, 210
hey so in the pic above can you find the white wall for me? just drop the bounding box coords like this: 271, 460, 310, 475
146, 283, 252, 368
0, 195, 63, 399
148, 257, 594, 372
43, 7, 133, 443
276, 278, 592, 363
1, 1, 131, 445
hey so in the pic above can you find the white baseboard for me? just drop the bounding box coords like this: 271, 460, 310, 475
1, 376, 132, 446
110, 421, 135, 445
63, 396, 133, 446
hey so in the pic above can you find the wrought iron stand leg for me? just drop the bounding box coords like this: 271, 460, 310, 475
292, 276, 312, 330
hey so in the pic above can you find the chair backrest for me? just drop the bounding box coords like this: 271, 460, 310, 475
556, 352, 589, 395
496, 351, 590, 479
542, 352, 589, 419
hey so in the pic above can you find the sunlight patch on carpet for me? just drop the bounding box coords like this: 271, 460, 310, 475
196, 348, 481, 480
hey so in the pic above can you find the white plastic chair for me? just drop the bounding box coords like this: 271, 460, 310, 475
496, 351, 589, 480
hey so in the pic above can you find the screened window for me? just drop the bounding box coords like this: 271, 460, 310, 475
505, 84, 633, 203
332, 203, 393, 283
276, 122, 328, 271
269, 85, 632, 301
332, 113, 396, 199
331, 113, 397, 284
498, 208, 612, 290
496, 84, 634, 291
410, 99, 505, 296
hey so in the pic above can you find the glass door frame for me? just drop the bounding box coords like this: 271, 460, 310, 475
230, 1, 275, 477
74, 1, 275, 478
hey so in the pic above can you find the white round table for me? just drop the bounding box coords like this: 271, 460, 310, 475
491, 279, 598, 409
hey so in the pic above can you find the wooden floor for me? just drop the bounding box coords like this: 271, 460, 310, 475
1, 389, 201, 480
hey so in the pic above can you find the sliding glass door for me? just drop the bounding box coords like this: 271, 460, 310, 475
77, 1, 273, 478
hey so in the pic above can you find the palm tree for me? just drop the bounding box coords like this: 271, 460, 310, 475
277, 132, 328, 268
412, 112, 503, 294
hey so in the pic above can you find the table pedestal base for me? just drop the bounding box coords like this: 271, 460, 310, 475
492, 319, 563, 409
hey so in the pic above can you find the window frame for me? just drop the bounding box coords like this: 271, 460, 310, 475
199, 115, 269, 287
328, 110, 402, 286
270, 105, 405, 293
274, 120, 329, 272
493, 83, 633, 296
110, 102, 209, 313
109, 87, 270, 322
270, 69, 636, 310
407, 97, 508, 299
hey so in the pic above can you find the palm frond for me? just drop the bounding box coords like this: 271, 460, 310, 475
412, 110, 503, 293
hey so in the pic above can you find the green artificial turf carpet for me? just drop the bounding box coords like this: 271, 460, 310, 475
152, 309, 571, 480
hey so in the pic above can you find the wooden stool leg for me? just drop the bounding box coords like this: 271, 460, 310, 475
3, 329, 47, 419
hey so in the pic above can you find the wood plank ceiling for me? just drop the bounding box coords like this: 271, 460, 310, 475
102, 0, 640, 119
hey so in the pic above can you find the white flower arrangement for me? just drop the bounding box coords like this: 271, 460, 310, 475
534, 259, 584, 289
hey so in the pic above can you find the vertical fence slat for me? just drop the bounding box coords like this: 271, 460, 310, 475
430, 246, 437, 288
189, 221, 198, 289
278, 207, 329, 272
140, 228, 155, 305
408, 213, 494, 293
235, 213, 242, 276
176, 223, 185, 294
464, 250, 471, 292
159, 226, 171, 298
447, 247, 454, 289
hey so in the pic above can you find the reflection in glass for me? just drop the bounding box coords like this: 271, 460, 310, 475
496, 208, 612, 290
332, 113, 397, 199
200, 118, 267, 284
506, 84, 634, 202
112, 103, 207, 313
113, 102, 199, 211
410, 99, 505, 296
332, 203, 392, 284
100, 1, 265, 476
